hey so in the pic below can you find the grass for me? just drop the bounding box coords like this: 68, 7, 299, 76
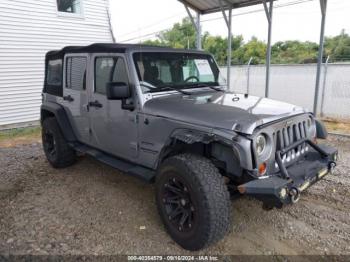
323, 118, 350, 135
0, 126, 41, 147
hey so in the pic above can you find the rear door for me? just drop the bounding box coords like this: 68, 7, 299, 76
62, 54, 90, 144
88, 53, 138, 160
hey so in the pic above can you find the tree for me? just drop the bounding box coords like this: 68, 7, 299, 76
141, 19, 350, 65
233, 37, 267, 64
203, 35, 243, 65
158, 18, 197, 49
272, 40, 318, 64
325, 30, 350, 62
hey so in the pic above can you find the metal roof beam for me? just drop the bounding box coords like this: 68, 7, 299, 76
178, 0, 203, 14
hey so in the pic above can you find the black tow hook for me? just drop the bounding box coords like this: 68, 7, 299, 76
289, 187, 300, 204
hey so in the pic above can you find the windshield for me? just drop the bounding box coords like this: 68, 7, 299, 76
133, 52, 226, 93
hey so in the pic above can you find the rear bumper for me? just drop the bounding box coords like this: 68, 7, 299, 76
238, 142, 338, 208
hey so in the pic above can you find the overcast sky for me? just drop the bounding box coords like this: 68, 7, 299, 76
109, 0, 350, 44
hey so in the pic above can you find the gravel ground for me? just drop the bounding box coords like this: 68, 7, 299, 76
0, 135, 349, 255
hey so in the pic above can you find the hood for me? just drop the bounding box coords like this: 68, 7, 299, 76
143, 92, 308, 134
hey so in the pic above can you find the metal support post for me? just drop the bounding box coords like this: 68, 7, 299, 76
314, 0, 328, 115
263, 0, 273, 98
247, 57, 253, 95
227, 8, 233, 90
196, 12, 202, 50
220, 1, 233, 90
184, 4, 201, 50
320, 55, 330, 117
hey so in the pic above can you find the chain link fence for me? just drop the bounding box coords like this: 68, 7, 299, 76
221, 63, 350, 120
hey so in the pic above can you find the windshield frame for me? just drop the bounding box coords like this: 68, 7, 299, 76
132, 51, 226, 94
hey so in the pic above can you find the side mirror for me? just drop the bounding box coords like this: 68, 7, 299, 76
106, 82, 131, 100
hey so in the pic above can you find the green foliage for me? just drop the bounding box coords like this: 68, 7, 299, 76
233, 37, 267, 65
325, 30, 350, 62
159, 18, 197, 49
0, 126, 41, 141
203, 35, 243, 65
142, 19, 350, 65
271, 41, 319, 64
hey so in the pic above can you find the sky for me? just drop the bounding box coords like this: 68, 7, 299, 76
109, 0, 350, 44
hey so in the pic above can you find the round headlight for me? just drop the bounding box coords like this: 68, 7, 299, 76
256, 134, 267, 156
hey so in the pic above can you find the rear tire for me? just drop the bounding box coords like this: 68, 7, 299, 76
155, 153, 231, 251
42, 117, 76, 168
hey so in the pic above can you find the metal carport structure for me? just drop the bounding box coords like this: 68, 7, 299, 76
178, 0, 328, 116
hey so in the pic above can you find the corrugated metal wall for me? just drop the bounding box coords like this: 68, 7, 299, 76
0, 0, 113, 126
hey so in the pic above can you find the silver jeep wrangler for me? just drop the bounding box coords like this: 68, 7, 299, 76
41, 43, 338, 251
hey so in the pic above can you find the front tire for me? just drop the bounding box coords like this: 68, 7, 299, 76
42, 117, 76, 168
155, 154, 231, 251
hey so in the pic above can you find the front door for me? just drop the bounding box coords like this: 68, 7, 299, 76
62, 54, 90, 144
88, 54, 138, 161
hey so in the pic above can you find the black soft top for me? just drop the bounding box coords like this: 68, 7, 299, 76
46, 43, 209, 60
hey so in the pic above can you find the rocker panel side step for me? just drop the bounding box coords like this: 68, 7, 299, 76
72, 143, 156, 183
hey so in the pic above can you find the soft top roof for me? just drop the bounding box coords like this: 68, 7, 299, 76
46, 43, 209, 60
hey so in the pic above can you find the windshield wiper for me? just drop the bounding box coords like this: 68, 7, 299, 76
140, 82, 192, 95
185, 83, 225, 92
159, 86, 192, 95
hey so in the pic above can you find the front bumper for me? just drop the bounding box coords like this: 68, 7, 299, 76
238, 140, 338, 208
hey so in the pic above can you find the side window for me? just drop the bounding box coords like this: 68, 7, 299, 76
95, 57, 128, 95
66, 56, 87, 91
56, 0, 82, 14
47, 59, 62, 86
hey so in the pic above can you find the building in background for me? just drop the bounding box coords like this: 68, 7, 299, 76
0, 0, 114, 127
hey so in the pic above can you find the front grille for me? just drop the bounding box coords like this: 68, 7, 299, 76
273, 118, 312, 167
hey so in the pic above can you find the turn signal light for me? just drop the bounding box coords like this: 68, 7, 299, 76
258, 163, 267, 176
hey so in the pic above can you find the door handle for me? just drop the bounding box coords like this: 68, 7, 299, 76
63, 95, 74, 102
89, 100, 103, 108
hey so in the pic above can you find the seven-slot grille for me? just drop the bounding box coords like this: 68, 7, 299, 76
273, 118, 312, 167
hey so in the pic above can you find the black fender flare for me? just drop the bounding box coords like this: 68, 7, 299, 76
41, 102, 77, 142
316, 119, 328, 139
157, 128, 242, 174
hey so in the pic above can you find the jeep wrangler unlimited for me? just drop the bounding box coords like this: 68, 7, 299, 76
41, 44, 338, 251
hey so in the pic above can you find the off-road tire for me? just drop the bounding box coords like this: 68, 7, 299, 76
42, 117, 76, 168
155, 153, 231, 251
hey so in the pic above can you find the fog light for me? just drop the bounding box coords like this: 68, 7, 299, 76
258, 163, 267, 176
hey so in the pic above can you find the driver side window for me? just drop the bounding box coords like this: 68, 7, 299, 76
95, 56, 128, 95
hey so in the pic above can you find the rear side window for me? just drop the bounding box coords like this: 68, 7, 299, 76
47, 59, 62, 86
95, 57, 128, 95
66, 56, 87, 91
